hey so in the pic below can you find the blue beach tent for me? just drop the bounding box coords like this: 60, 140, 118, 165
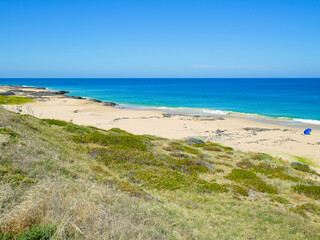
304, 128, 312, 135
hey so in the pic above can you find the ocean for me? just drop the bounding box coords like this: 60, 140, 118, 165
1, 78, 320, 125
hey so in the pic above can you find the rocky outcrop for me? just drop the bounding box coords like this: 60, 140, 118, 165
104, 102, 116, 106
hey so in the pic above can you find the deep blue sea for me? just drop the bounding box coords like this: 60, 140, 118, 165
1, 78, 320, 124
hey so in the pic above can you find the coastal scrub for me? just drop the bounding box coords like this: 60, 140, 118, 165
1, 106, 320, 239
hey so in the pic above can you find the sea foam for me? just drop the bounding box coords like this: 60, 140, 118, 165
293, 118, 320, 125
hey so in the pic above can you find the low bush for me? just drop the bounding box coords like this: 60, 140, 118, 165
166, 142, 203, 156
226, 169, 278, 194
74, 131, 150, 151
249, 153, 274, 161
0, 165, 34, 186
291, 161, 310, 173
296, 203, 320, 216
0, 128, 20, 138
293, 185, 320, 200
230, 185, 249, 197
203, 143, 233, 152
270, 195, 290, 204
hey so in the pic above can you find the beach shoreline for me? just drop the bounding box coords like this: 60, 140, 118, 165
1, 84, 320, 167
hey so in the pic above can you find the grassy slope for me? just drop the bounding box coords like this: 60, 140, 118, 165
1, 106, 320, 239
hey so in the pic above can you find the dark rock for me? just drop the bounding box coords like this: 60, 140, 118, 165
104, 102, 116, 106
53, 91, 69, 95
216, 129, 226, 134
0, 91, 15, 96
70, 96, 85, 99
162, 114, 172, 118
90, 99, 103, 103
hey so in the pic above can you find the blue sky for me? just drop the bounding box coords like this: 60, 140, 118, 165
0, 0, 319, 78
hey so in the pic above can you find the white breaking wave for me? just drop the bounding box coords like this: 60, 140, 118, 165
118, 104, 320, 126
293, 119, 320, 125
202, 109, 229, 115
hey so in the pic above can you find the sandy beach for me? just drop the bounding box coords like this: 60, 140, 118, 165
1, 85, 320, 167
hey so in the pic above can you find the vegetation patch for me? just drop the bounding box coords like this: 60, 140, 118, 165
230, 185, 249, 197
195, 180, 228, 193
293, 185, 320, 200
42, 119, 91, 135
165, 142, 203, 157
203, 143, 233, 152
226, 169, 278, 194
237, 159, 301, 182
0, 96, 33, 105
74, 130, 150, 151
0, 224, 56, 240
294, 156, 314, 166
250, 153, 274, 161
296, 203, 320, 216
236, 159, 255, 169
254, 168, 301, 182
0, 164, 34, 186
270, 195, 290, 204
108, 178, 151, 199
41, 118, 69, 126
291, 161, 312, 173
0, 128, 20, 138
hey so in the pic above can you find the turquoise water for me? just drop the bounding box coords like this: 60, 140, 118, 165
1, 78, 320, 124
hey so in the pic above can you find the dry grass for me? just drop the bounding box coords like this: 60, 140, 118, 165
1, 106, 320, 239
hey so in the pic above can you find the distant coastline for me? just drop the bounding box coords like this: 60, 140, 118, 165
1, 78, 319, 125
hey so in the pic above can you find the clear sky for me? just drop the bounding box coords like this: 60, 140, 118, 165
0, 0, 319, 78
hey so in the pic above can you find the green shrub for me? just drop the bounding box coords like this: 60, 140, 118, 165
195, 180, 229, 193
41, 119, 69, 126
0, 128, 20, 138
250, 153, 274, 161
236, 159, 301, 182
42, 119, 90, 135
0, 165, 34, 186
230, 185, 249, 197
289, 207, 308, 218
291, 161, 310, 173
226, 169, 278, 194
296, 203, 320, 216
203, 143, 233, 152
64, 124, 90, 135
166, 142, 203, 156
74, 131, 149, 151
293, 185, 320, 199
0, 96, 33, 105
254, 168, 301, 182
270, 195, 290, 204
204, 145, 222, 152
236, 159, 254, 169
0, 224, 56, 240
